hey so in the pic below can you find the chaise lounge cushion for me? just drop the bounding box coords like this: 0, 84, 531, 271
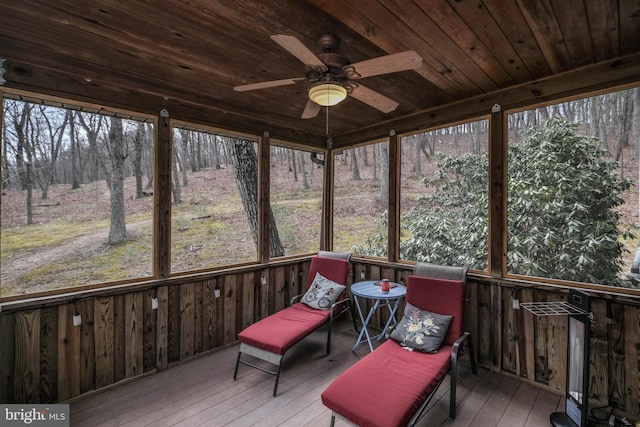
321, 339, 452, 427
237, 303, 330, 355
390, 302, 453, 353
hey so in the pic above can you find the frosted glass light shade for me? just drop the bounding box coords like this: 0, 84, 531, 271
309, 83, 347, 107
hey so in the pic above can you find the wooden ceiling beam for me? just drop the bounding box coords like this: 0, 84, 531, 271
332, 51, 640, 148
3, 62, 327, 148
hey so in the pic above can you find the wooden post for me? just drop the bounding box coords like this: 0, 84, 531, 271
155, 110, 172, 278
488, 104, 506, 276
321, 138, 334, 250
388, 130, 400, 262
155, 285, 169, 371
57, 304, 80, 400
259, 131, 270, 262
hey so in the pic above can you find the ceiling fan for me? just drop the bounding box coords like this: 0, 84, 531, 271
233, 33, 423, 119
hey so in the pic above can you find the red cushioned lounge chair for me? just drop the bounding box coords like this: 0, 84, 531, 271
233, 253, 354, 396
321, 262, 477, 426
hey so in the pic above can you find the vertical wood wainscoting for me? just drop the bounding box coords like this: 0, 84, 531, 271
1, 258, 639, 420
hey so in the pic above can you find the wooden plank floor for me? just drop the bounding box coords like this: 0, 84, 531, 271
70, 319, 562, 426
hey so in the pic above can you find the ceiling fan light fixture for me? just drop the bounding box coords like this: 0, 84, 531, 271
308, 83, 347, 107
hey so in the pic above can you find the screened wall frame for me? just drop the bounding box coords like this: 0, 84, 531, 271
497, 83, 640, 297
393, 115, 492, 271
0, 87, 160, 301
167, 119, 265, 273
330, 135, 392, 259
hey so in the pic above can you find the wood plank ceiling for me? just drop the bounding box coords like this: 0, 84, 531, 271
1, 0, 640, 149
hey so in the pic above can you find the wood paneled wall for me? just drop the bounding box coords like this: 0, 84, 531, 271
1, 259, 639, 419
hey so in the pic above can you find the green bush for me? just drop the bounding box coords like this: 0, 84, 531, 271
355, 119, 633, 286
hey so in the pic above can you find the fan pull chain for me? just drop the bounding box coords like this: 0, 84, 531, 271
325, 106, 329, 136
325, 84, 330, 136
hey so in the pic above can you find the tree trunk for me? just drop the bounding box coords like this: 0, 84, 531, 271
196, 132, 203, 170
178, 129, 189, 187
12, 103, 30, 190
144, 123, 154, 190
350, 149, 361, 180
212, 135, 221, 169
471, 121, 481, 154
290, 149, 298, 181
380, 142, 389, 206
26, 162, 33, 225
634, 88, 640, 229
1, 122, 9, 190
70, 112, 81, 189
37, 108, 69, 200
172, 145, 182, 205
298, 151, 309, 189
372, 143, 378, 180
76, 113, 103, 183
227, 137, 284, 257
361, 146, 369, 167
617, 92, 633, 164
133, 123, 144, 199
107, 117, 127, 245
412, 136, 424, 177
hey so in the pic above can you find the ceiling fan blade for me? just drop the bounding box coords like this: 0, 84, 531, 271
349, 84, 399, 113
301, 99, 321, 119
270, 35, 328, 72
234, 78, 304, 92
345, 50, 423, 79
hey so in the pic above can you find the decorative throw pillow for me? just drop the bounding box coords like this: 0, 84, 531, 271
301, 273, 346, 310
390, 302, 453, 353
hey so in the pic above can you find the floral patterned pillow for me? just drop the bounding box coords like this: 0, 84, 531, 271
390, 302, 453, 353
301, 273, 346, 310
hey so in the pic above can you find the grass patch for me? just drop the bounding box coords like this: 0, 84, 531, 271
334, 216, 382, 251
1, 219, 110, 258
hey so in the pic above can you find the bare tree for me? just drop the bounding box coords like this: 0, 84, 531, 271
25, 162, 33, 225
5, 101, 37, 224
1, 117, 10, 190
350, 148, 361, 180
617, 91, 634, 167
104, 117, 128, 245
225, 137, 284, 257
76, 112, 104, 183
297, 151, 309, 189
177, 129, 189, 186
69, 112, 82, 189
407, 134, 429, 178
379, 142, 389, 206
35, 107, 70, 199
144, 123, 154, 190
289, 148, 297, 181
195, 131, 204, 170
212, 134, 222, 169
133, 123, 145, 199
470, 121, 482, 154
172, 143, 182, 205
7, 101, 33, 191
360, 145, 370, 167
372, 143, 378, 180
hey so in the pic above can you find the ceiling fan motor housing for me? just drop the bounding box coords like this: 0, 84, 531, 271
233, 32, 422, 117
306, 33, 350, 83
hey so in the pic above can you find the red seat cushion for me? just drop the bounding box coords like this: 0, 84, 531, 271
321, 340, 451, 427
237, 303, 330, 354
